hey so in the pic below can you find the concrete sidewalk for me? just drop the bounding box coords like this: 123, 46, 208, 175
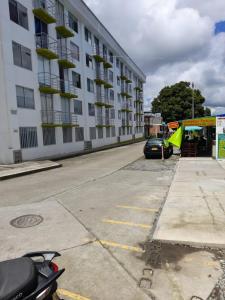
153, 157, 225, 248
0, 160, 61, 180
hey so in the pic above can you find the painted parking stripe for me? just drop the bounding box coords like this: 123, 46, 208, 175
102, 218, 151, 229
57, 288, 91, 300
116, 205, 158, 212
100, 240, 145, 253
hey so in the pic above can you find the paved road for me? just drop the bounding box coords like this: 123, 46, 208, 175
1, 144, 221, 299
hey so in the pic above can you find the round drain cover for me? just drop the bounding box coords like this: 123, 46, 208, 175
10, 214, 43, 228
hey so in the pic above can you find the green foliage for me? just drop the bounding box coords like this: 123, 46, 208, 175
152, 81, 211, 123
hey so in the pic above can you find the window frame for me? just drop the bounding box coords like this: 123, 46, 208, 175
9, 0, 29, 30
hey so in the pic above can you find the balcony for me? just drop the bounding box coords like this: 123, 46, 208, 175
60, 80, 77, 99
95, 92, 105, 107
126, 78, 132, 84
96, 116, 114, 128
35, 33, 58, 60
134, 86, 143, 92
103, 73, 113, 89
120, 72, 129, 81
93, 45, 105, 63
122, 119, 133, 127
105, 98, 114, 108
95, 70, 106, 86
58, 45, 76, 68
103, 54, 113, 69
121, 103, 132, 113
38, 72, 60, 94
56, 13, 74, 38
41, 110, 78, 127
33, 0, 56, 24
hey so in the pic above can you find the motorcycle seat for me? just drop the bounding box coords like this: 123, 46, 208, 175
0, 257, 37, 300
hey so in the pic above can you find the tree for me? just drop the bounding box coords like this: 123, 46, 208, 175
151, 81, 211, 123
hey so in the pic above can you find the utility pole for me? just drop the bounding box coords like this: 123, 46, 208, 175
191, 82, 195, 119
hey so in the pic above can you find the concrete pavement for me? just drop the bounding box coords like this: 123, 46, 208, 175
153, 157, 225, 248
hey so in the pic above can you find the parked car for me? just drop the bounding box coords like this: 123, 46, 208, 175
144, 138, 173, 159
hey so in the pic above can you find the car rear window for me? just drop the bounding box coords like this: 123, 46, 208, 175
147, 139, 163, 145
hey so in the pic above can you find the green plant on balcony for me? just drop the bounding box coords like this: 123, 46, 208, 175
93, 55, 105, 63
36, 48, 58, 60
104, 82, 113, 89
134, 87, 143, 92
103, 61, 112, 69
58, 59, 76, 69
39, 86, 60, 94
41, 123, 61, 128
55, 25, 74, 38
96, 124, 104, 128
120, 75, 128, 81
104, 103, 113, 108
60, 92, 77, 99
126, 79, 132, 84
95, 78, 105, 86
95, 101, 105, 107
33, 8, 56, 24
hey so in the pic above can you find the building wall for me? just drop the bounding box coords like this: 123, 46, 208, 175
0, 0, 146, 163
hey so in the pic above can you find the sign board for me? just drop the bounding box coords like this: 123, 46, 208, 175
182, 117, 216, 127
168, 121, 179, 129
218, 134, 225, 159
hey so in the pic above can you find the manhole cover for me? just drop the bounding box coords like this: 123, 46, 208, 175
10, 214, 43, 228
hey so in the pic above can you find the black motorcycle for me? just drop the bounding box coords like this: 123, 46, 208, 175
0, 251, 65, 300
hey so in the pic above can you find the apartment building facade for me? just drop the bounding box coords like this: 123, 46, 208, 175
0, 0, 146, 164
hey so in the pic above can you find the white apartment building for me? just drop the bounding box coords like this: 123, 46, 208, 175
0, 0, 146, 164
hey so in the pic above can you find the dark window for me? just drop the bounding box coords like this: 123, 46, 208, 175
74, 100, 82, 115
84, 27, 92, 44
111, 126, 116, 137
35, 16, 47, 34
87, 78, 94, 93
109, 51, 113, 63
16, 85, 35, 109
19, 127, 38, 148
109, 70, 113, 83
116, 58, 120, 68
63, 127, 72, 143
109, 90, 114, 100
89, 127, 96, 140
68, 12, 78, 33
106, 127, 110, 138
75, 127, 84, 141
88, 103, 95, 116
42, 128, 56, 145
9, 0, 28, 30
70, 42, 79, 61
72, 71, 81, 88
110, 108, 115, 119
86, 53, 93, 68
97, 127, 103, 139
12, 41, 32, 70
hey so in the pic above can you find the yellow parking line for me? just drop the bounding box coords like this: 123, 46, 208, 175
117, 205, 158, 212
57, 288, 91, 300
102, 219, 151, 229
100, 240, 145, 253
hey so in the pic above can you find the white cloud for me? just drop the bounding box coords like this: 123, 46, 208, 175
84, 0, 225, 111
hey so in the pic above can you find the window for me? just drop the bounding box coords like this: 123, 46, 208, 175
68, 12, 78, 33
9, 0, 28, 30
109, 90, 114, 101
89, 127, 96, 140
109, 70, 113, 83
116, 58, 120, 68
70, 42, 79, 61
87, 78, 94, 93
109, 51, 113, 63
86, 53, 93, 68
88, 103, 95, 116
19, 127, 38, 148
74, 100, 82, 115
63, 127, 72, 143
117, 93, 121, 102
98, 127, 103, 139
84, 27, 92, 45
106, 127, 110, 138
110, 108, 115, 119
75, 127, 84, 141
118, 111, 121, 119
12, 41, 32, 70
43, 128, 56, 145
72, 72, 81, 89
16, 86, 34, 109
111, 126, 116, 137
117, 76, 120, 86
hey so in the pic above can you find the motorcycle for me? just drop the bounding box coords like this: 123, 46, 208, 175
0, 251, 65, 300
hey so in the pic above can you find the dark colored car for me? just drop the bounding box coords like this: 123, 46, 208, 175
144, 138, 173, 159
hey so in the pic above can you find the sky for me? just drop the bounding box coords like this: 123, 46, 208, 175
84, 0, 225, 115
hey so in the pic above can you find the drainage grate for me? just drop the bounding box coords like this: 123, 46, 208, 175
10, 215, 43, 228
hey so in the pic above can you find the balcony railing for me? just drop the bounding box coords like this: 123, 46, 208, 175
92, 45, 105, 63
41, 110, 78, 127
33, 0, 56, 24
60, 79, 77, 99
56, 12, 74, 38
58, 45, 76, 68
121, 103, 132, 112
105, 98, 114, 108
38, 72, 60, 94
35, 33, 58, 60
95, 92, 105, 107
122, 119, 133, 127
96, 116, 114, 127
103, 54, 113, 69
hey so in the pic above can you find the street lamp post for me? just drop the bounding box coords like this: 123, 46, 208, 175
191, 82, 195, 119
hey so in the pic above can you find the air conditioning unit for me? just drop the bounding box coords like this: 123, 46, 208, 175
84, 141, 92, 151
13, 150, 22, 163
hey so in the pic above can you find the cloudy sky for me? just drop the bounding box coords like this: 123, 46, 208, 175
84, 0, 225, 115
